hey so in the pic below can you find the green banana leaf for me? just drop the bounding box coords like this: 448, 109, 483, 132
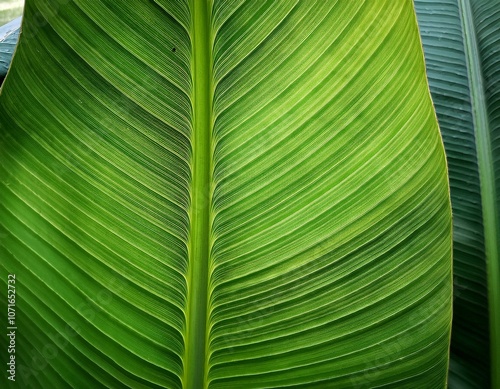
0, 1, 452, 388
415, 1, 500, 388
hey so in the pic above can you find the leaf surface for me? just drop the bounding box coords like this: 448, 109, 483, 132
0, 1, 452, 388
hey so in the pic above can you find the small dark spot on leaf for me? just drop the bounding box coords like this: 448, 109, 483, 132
172, 47, 176, 52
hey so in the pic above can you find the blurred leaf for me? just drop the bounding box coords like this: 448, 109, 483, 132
0, 0, 24, 25
0, 17, 22, 79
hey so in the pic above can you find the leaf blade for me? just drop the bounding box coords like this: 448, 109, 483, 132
0, 1, 452, 388
207, 1, 452, 387
1, 0, 192, 387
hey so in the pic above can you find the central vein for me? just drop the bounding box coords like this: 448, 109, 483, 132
184, 0, 212, 388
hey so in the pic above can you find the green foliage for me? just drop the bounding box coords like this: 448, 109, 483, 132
0, 1, 452, 388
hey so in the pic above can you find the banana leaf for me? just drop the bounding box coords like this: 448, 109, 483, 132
0, 1, 452, 388
415, 1, 500, 388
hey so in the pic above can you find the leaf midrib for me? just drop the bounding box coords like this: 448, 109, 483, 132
184, 1, 212, 388
458, 0, 500, 386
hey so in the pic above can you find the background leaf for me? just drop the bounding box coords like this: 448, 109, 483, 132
415, 0, 500, 387
0, 17, 22, 81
